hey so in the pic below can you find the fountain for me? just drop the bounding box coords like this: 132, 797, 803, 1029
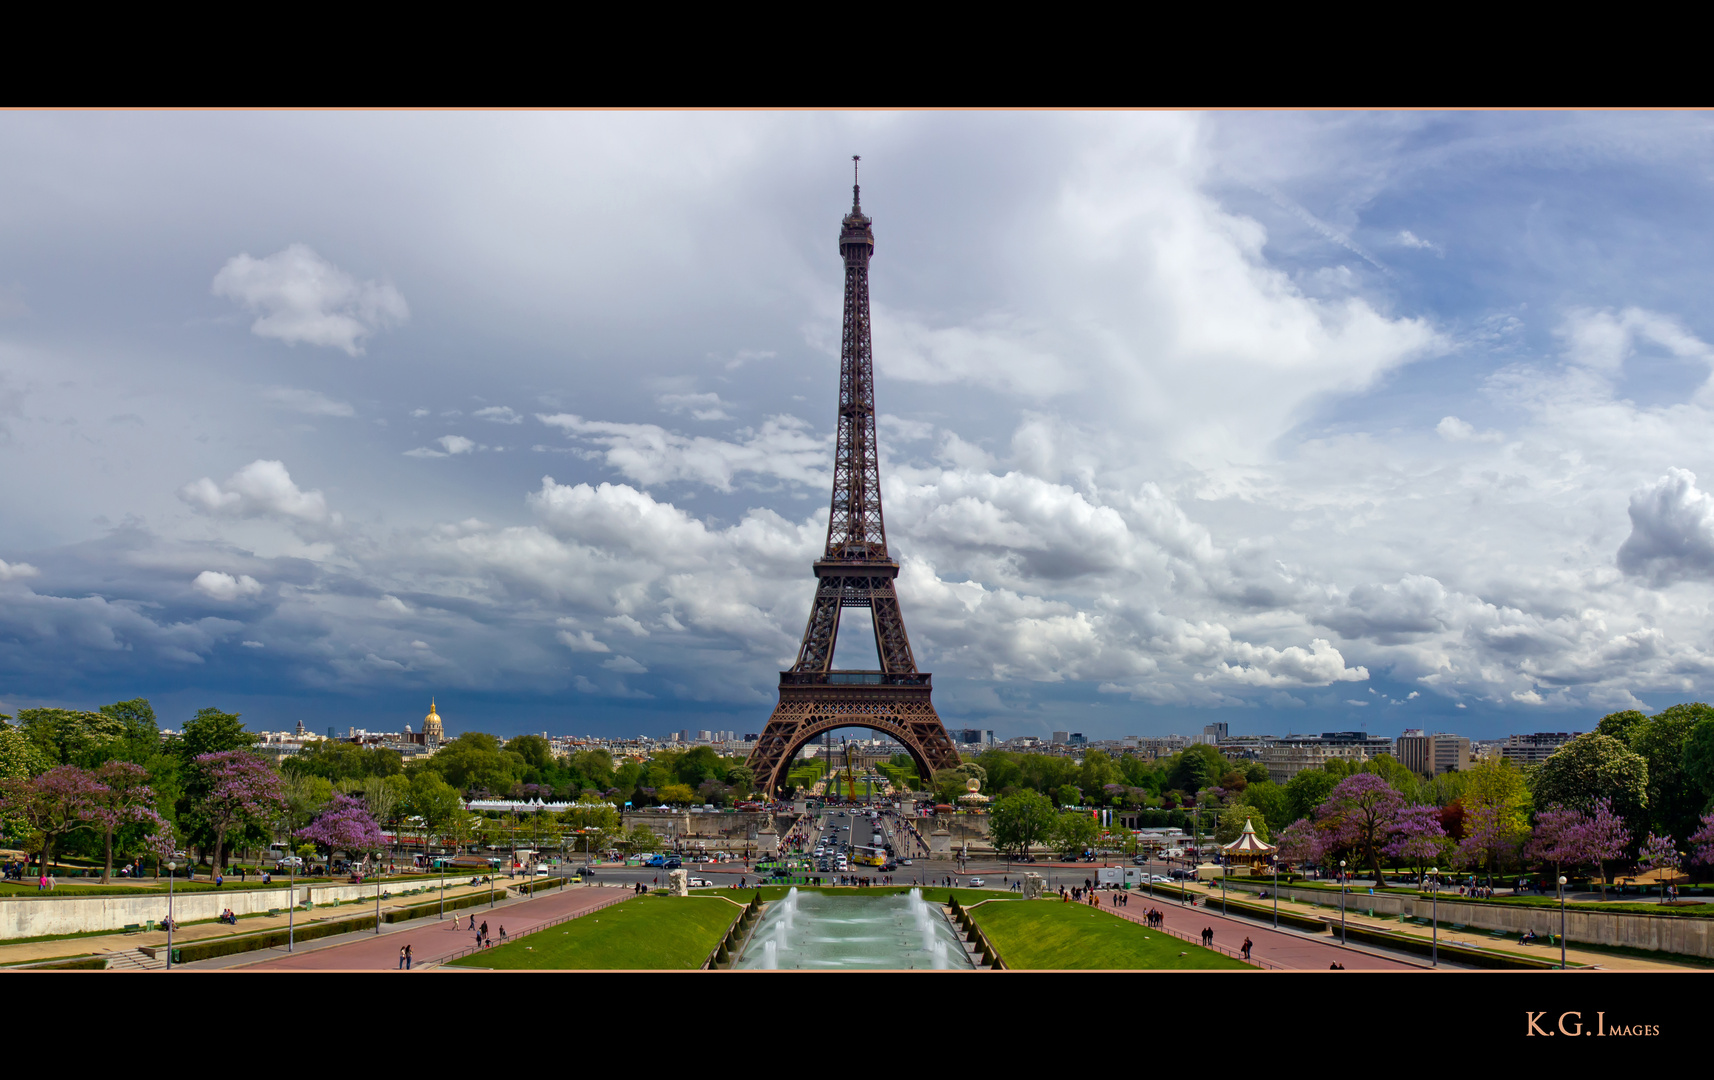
734, 888, 975, 970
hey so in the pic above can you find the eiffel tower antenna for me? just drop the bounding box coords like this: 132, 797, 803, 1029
746, 168, 958, 796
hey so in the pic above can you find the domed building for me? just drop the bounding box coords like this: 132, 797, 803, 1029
423, 699, 445, 746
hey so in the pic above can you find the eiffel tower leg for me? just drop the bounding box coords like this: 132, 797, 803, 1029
747, 685, 961, 796
792, 579, 844, 673
868, 580, 917, 674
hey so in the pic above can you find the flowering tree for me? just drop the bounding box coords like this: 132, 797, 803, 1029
0, 765, 103, 873
193, 750, 286, 875
1580, 798, 1632, 901
1526, 804, 1584, 880
1275, 818, 1324, 870
1382, 803, 1448, 882
85, 761, 163, 883
1313, 773, 1406, 884
1690, 812, 1714, 871
1638, 832, 1681, 904
296, 792, 386, 869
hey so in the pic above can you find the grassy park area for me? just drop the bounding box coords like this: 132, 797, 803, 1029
969, 899, 1252, 970
449, 894, 738, 970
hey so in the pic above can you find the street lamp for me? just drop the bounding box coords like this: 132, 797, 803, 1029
1558, 874, 1568, 970
1271, 854, 1279, 930
165, 859, 177, 970
288, 853, 297, 952
375, 856, 383, 935
1428, 866, 1438, 967
1339, 859, 1347, 946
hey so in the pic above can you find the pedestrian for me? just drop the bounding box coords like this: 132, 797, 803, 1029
399, 945, 408, 969
405, 944, 412, 969
1242, 937, 1253, 960
499, 926, 507, 942
469, 914, 476, 930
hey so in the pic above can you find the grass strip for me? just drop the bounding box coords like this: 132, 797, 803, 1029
968, 898, 1252, 970
449, 894, 735, 970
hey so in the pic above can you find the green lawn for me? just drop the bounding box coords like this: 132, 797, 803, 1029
970, 899, 1252, 970
449, 894, 738, 970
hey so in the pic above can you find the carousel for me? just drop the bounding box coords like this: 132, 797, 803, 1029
1222, 817, 1276, 872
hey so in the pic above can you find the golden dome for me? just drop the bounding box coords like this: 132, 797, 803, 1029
425, 697, 440, 725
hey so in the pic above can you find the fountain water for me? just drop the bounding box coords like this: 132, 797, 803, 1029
734, 888, 975, 970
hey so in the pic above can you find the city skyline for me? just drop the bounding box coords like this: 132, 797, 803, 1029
6, 113, 1714, 739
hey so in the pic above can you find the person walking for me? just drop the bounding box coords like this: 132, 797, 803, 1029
399, 945, 408, 969
404, 944, 413, 969
1241, 937, 1253, 961
469, 914, 476, 931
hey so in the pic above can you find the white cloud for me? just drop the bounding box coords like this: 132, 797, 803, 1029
602, 655, 648, 673
1560, 307, 1713, 380
212, 243, 408, 356
405, 435, 479, 458
241, 640, 264, 648
262, 386, 355, 417
377, 594, 410, 614
179, 460, 338, 530
474, 406, 523, 424
410, 408, 430, 418
605, 614, 650, 637
536, 413, 828, 491
1435, 416, 1503, 443
656, 392, 731, 421
0, 558, 39, 581
1395, 230, 1445, 255
193, 570, 263, 601
557, 629, 611, 653
1617, 468, 1714, 584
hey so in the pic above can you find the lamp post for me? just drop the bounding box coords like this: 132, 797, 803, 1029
288, 854, 297, 952
1271, 855, 1279, 930
165, 860, 176, 970
1558, 874, 1568, 970
375, 855, 383, 935
1339, 859, 1347, 946
1429, 866, 1438, 967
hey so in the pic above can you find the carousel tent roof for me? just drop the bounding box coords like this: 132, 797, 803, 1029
1221, 817, 1276, 855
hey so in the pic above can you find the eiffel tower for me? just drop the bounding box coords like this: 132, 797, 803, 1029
747, 161, 959, 796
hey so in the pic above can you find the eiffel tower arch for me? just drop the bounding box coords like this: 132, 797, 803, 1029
748, 161, 960, 796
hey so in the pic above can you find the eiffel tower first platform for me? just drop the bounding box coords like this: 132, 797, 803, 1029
747, 162, 959, 795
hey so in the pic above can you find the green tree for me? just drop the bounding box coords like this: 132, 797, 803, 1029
1531, 733, 1649, 828
1240, 781, 1293, 834
0, 728, 49, 843
1078, 751, 1118, 797
658, 783, 696, 806
406, 772, 465, 850
673, 746, 725, 788
1215, 803, 1272, 845
176, 708, 253, 761
1681, 715, 1714, 813
15, 708, 123, 767
1285, 768, 1339, 823
1630, 703, 1710, 842
507, 734, 555, 772
1051, 810, 1100, 859
1594, 709, 1649, 744
1165, 745, 1223, 793
988, 790, 1056, 861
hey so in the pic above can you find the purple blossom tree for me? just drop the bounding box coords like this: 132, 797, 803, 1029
1690, 812, 1714, 871
1580, 798, 1632, 901
1382, 803, 1448, 883
296, 792, 386, 870
1275, 817, 1324, 870
1525, 804, 1585, 889
1313, 773, 1406, 885
194, 750, 286, 876
0, 765, 102, 874
1638, 832, 1681, 904
84, 761, 163, 883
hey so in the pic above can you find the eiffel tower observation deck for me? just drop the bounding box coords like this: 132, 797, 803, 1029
747, 161, 959, 796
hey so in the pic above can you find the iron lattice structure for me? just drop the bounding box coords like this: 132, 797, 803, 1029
748, 166, 959, 795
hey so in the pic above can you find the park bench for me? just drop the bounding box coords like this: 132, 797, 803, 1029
1449, 923, 1467, 931
1489, 929, 1508, 937
267, 909, 279, 918
123, 923, 141, 934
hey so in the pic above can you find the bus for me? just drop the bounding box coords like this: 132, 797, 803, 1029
851, 845, 886, 868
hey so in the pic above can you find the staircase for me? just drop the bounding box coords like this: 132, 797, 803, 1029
103, 949, 166, 971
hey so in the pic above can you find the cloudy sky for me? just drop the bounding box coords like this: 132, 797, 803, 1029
4, 111, 1714, 741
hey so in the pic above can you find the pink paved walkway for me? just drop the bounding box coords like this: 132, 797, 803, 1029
1096, 897, 1421, 971
238, 885, 639, 971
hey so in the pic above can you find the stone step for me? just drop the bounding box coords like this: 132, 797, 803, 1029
103, 948, 165, 971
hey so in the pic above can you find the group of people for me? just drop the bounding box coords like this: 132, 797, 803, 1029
466, 914, 505, 948
218, 908, 238, 925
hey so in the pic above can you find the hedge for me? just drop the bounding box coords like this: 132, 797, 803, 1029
385, 889, 502, 923
1328, 921, 1567, 969
159, 912, 379, 963
1198, 895, 1330, 934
